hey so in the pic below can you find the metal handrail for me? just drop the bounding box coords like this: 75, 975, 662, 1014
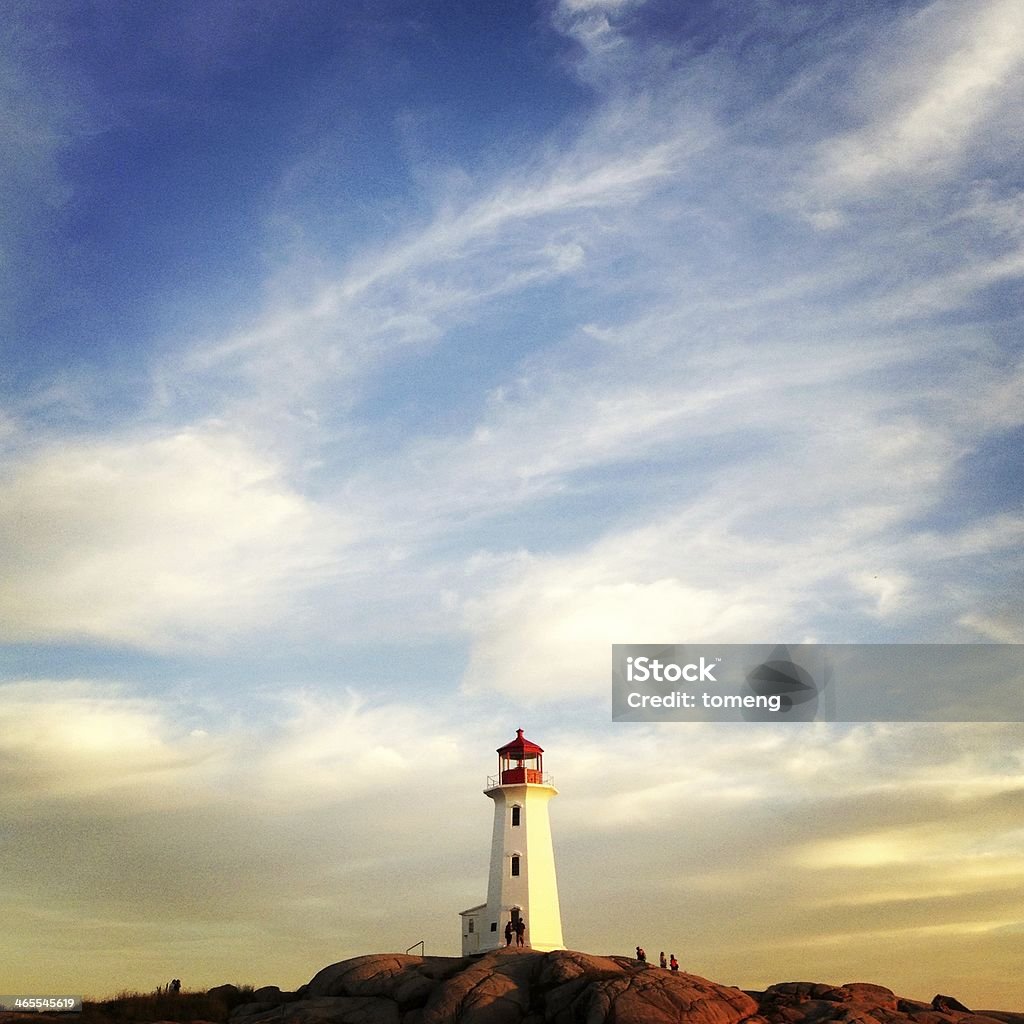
406, 940, 424, 955
486, 773, 555, 788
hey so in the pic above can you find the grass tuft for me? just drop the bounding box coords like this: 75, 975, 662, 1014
79, 985, 257, 1024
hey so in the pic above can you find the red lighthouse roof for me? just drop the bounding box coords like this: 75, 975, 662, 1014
496, 728, 544, 758
494, 728, 547, 786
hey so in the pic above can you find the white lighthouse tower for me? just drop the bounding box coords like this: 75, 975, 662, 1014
459, 729, 565, 954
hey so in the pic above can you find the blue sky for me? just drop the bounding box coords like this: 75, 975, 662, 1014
2, 0, 1024, 1007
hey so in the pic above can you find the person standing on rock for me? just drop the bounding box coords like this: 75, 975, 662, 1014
669, 955, 679, 972
504, 921, 514, 947
515, 916, 526, 947
636, 946, 646, 962
660, 952, 667, 969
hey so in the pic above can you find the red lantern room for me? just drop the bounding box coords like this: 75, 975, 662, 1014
497, 728, 545, 785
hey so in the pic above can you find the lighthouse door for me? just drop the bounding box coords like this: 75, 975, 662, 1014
510, 907, 521, 929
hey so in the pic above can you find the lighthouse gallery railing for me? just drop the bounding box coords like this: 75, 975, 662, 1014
487, 771, 554, 788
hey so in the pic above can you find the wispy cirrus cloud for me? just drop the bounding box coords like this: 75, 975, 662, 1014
0, 3, 88, 332
168, 130, 688, 420
8, 0, 1022, 664
812, 0, 1024, 196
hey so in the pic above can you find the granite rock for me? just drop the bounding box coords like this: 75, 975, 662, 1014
227, 951, 1024, 1024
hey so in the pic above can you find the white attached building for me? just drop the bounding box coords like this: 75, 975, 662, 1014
460, 729, 565, 954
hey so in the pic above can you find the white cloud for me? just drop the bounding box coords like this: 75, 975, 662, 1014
0, 679, 472, 812
254, 690, 467, 806
461, 569, 784, 698
174, 131, 683, 424
0, 680, 219, 806
0, 8, 80, 267
450, 383, 1023, 699
872, 247, 1024, 319
0, 427, 346, 648
959, 610, 1024, 644
550, 0, 648, 84
814, 0, 1024, 195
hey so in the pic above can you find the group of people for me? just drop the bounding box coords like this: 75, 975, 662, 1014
504, 917, 527, 947
635, 947, 679, 972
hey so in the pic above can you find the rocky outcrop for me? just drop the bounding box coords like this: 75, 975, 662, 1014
231, 950, 760, 1024
753, 979, 1021, 1024
2, 952, 1020, 1024
230, 948, 1017, 1024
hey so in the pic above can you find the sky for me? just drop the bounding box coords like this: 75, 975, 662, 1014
2, 0, 1024, 1009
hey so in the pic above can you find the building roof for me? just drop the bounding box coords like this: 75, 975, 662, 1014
496, 728, 544, 758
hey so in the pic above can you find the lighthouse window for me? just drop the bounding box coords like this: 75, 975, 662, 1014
511, 856, 520, 876
511, 806, 521, 826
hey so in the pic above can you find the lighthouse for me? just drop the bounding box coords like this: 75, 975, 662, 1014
459, 729, 565, 954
